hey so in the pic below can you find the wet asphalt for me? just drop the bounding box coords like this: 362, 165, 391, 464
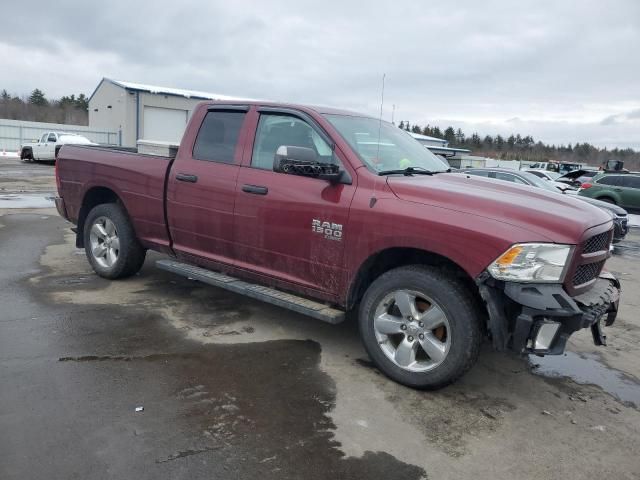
2, 158, 640, 480
0, 214, 426, 479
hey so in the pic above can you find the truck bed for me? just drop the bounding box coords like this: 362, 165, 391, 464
56, 144, 174, 251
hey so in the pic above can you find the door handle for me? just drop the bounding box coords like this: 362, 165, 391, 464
614, 188, 623, 192
176, 173, 198, 183
242, 184, 268, 195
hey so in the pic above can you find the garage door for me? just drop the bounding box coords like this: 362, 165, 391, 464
143, 106, 188, 143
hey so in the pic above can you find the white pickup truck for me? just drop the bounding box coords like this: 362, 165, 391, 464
20, 132, 95, 162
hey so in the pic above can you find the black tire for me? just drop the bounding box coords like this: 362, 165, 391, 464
21, 149, 33, 162
597, 196, 616, 205
83, 203, 146, 279
358, 265, 482, 389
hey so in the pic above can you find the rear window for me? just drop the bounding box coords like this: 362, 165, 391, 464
596, 175, 624, 186
193, 111, 246, 163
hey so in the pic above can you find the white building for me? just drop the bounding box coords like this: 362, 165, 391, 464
88, 78, 244, 147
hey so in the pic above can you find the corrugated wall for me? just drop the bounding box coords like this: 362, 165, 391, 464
0, 119, 120, 152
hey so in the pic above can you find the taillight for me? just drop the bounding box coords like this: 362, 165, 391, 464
580, 182, 593, 190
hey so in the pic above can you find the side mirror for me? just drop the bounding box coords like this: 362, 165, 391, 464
273, 145, 344, 183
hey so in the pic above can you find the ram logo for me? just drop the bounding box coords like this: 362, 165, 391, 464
312, 219, 343, 241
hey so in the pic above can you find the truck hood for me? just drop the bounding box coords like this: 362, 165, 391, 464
387, 173, 613, 243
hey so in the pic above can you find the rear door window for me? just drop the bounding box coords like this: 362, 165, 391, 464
597, 176, 623, 186
466, 170, 489, 177
192, 110, 246, 164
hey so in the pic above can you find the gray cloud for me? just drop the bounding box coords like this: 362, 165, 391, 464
1, 0, 639, 148
600, 108, 640, 127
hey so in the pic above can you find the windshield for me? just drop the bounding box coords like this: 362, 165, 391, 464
518, 171, 562, 192
324, 114, 449, 173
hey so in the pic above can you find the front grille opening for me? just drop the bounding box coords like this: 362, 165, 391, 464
572, 260, 605, 286
582, 231, 611, 254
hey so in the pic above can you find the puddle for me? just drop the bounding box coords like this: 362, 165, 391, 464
530, 351, 640, 407
0, 193, 55, 209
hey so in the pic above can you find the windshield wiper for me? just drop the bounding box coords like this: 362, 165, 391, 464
378, 166, 443, 176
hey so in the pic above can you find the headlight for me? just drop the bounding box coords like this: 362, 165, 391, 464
488, 243, 572, 282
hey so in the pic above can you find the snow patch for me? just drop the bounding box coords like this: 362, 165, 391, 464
110, 78, 254, 102
0, 194, 55, 209
0, 151, 19, 159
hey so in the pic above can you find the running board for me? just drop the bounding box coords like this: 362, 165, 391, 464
156, 259, 345, 324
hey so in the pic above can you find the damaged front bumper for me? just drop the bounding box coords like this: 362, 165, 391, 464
478, 272, 620, 355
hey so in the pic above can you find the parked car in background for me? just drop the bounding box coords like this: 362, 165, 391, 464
20, 132, 95, 162
556, 168, 600, 188
528, 161, 584, 175
462, 168, 629, 242
526, 170, 561, 181
462, 167, 575, 193
579, 173, 640, 212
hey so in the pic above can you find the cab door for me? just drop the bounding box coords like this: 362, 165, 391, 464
34, 133, 48, 160
233, 109, 356, 297
166, 106, 250, 269
620, 175, 640, 209
45, 132, 57, 160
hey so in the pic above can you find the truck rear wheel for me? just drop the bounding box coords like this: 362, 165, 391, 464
358, 265, 482, 389
83, 203, 146, 279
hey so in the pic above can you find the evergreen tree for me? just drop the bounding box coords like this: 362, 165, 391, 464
75, 93, 88, 110
28, 89, 48, 106
444, 126, 456, 144
398, 121, 405, 130
1, 89, 9, 101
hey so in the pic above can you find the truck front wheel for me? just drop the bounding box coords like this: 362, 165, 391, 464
358, 265, 482, 389
83, 203, 146, 279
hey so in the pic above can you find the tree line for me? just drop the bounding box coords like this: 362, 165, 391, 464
0, 88, 89, 125
399, 121, 640, 171
1, 87, 638, 170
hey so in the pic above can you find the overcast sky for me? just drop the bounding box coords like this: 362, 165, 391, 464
1, 0, 639, 149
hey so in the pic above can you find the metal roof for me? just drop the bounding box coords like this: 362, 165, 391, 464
89, 77, 250, 102
409, 132, 449, 145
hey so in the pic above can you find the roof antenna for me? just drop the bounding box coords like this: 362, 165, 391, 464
370, 73, 385, 208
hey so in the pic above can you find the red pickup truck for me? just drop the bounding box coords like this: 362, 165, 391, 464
54, 101, 620, 389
